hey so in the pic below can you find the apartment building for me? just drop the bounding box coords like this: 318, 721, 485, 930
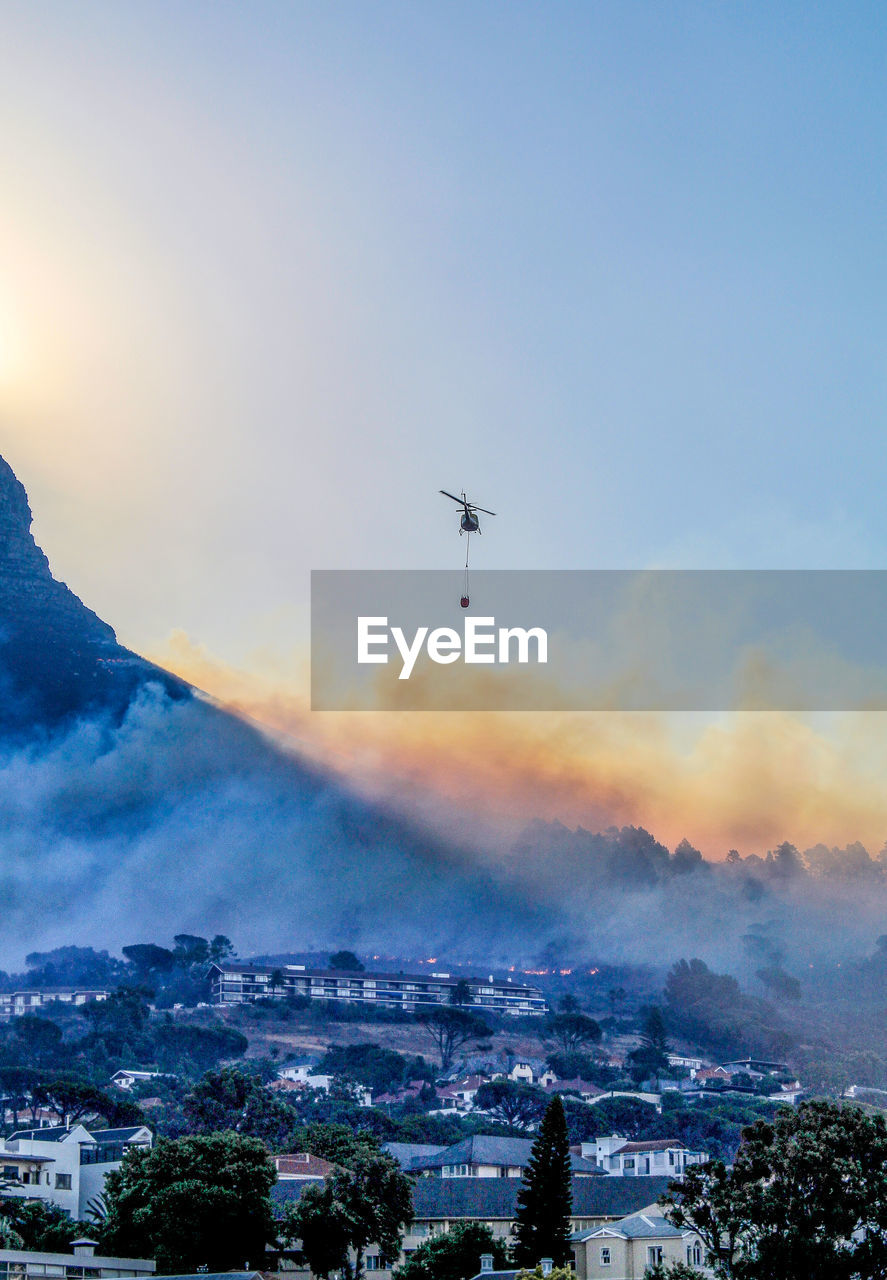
209, 964, 546, 1016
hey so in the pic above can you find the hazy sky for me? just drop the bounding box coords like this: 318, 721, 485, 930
0, 0, 884, 677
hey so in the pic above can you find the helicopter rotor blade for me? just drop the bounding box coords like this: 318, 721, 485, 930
472, 506, 496, 516
439, 489, 467, 505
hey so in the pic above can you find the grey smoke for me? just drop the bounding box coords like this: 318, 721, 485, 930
0, 682, 885, 982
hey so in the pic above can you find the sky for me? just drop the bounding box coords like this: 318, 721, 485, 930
0, 2, 886, 854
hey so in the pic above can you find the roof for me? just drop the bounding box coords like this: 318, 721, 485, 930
153, 1274, 262, 1280
210, 962, 541, 992
591, 1213, 683, 1240
274, 1153, 336, 1179
8, 1127, 81, 1144
408, 1135, 604, 1176
546, 1079, 605, 1097
616, 1140, 686, 1154
467, 1272, 520, 1280
87, 1127, 150, 1142
409, 1136, 535, 1170
384, 1143, 448, 1166
273, 1174, 674, 1220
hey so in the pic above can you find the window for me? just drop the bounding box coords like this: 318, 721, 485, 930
55, 1173, 72, 1190
2, 1166, 17, 1180
688, 1244, 703, 1265
647, 1247, 663, 1265
623, 1158, 635, 1169
599, 1247, 611, 1265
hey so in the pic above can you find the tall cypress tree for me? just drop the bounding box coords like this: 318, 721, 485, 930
512, 1095, 573, 1267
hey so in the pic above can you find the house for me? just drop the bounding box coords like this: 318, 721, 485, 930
0, 1239, 154, 1280
403, 1136, 604, 1180
584, 1137, 708, 1177
272, 1175, 676, 1278
431, 1074, 488, 1112
667, 1055, 706, 1074
110, 1070, 168, 1091
507, 1060, 557, 1087
210, 963, 547, 1017
277, 1059, 321, 1084
3, 1124, 153, 1219
273, 1067, 371, 1108
694, 1066, 732, 1086
573, 1212, 710, 1279
544, 1078, 606, 1104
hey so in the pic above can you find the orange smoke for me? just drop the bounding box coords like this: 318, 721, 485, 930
153, 630, 887, 858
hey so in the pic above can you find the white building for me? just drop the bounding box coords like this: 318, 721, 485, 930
584, 1137, 708, 1177
1, 1124, 153, 1219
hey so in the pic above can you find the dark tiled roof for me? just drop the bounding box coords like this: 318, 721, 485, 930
408, 1136, 603, 1177
271, 1175, 672, 1221
409, 1136, 535, 1169
467, 1272, 520, 1280
155, 1274, 263, 1280
87, 1127, 149, 1142
8, 1127, 76, 1143
617, 1140, 686, 1154
384, 1143, 448, 1166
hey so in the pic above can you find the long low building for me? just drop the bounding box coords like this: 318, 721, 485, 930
0, 989, 109, 1020
272, 1174, 674, 1277
209, 963, 547, 1016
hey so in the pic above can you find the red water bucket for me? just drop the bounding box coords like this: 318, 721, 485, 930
460, 595, 470, 608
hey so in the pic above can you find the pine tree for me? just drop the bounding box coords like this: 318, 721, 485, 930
512, 1095, 573, 1267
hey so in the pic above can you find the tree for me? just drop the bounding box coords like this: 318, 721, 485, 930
98, 1132, 276, 1273
290, 1121, 381, 1165
0, 1199, 77, 1251
607, 987, 628, 1016
34, 1077, 109, 1124
317, 1044, 429, 1095
267, 968, 287, 997
474, 1080, 547, 1134
330, 950, 364, 972
281, 1151, 412, 1280
449, 979, 473, 1006
183, 1067, 297, 1145
627, 1006, 671, 1086
208, 935, 235, 963
393, 1222, 508, 1280
557, 994, 581, 1013
544, 1013, 602, 1057
418, 1007, 490, 1071
122, 944, 176, 975
153, 1021, 248, 1073
513, 1096, 573, 1268
10, 1016, 63, 1068
662, 1100, 887, 1280
173, 934, 211, 967
79, 988, 153, 1059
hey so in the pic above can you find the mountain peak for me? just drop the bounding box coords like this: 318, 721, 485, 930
0, 453, 186, 735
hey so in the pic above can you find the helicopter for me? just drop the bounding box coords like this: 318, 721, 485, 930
440, 490, 496, 607
439, 489, 496, 535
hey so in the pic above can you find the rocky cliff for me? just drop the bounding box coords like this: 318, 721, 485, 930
0, 455, 187, 735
